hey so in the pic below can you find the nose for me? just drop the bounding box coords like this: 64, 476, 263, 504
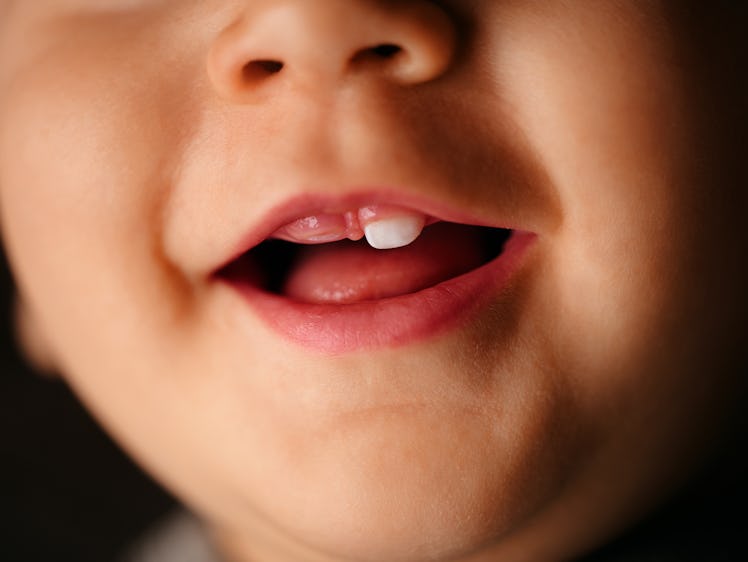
207, 0, 457, 102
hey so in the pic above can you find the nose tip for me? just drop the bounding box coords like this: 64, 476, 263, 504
207, 0, 457, 102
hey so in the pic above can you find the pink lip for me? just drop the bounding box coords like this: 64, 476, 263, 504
215, 189, 526, 270
218, 230, 536, 354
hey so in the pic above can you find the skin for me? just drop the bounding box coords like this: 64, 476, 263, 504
1, 1, 746, 561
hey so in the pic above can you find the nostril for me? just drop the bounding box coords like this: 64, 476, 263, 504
351, 43, 404, 69
242, 59, 285, 84
209, 1, 455, 101
370, 44, 402, 59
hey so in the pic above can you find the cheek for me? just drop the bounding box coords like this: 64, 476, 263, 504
0, 30, 197, 376
482, 0, 745, 471
488, 5, 688, 358
0, 37, 228, 502
0, 7, 210, 271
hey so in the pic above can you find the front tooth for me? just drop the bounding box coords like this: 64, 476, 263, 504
364, 215, 425, 250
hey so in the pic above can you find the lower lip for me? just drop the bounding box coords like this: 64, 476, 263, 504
222, 231, 536, 354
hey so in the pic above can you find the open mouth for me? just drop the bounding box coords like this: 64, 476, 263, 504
216, 222, 513, 304
212, 196, 534, 353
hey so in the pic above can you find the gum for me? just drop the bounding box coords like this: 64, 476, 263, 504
271, 204, 429, 245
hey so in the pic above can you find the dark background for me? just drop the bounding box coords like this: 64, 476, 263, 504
0, 250, 174, 562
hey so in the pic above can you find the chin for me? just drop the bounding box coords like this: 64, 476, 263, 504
222, 401, 572, 562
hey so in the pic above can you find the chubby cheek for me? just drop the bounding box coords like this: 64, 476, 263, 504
0, 11, 210, 349
490, 1, 743, 486
0, 26, 225, 468
1, 79, 171, 339
0, 30, 255, 512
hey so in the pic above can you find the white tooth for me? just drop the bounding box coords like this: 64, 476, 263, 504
364, 215, 424, 250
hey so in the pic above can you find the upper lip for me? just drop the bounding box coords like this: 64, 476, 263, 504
213, 187, 527, 273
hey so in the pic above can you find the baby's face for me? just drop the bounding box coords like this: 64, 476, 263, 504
1, 1, 746, 561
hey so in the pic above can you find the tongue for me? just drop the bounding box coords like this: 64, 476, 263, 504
283, 223, 487, 304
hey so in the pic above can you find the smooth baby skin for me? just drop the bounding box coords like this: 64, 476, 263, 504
1, 1, 746, 561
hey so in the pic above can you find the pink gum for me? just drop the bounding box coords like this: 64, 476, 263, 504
271, 204, 431, 244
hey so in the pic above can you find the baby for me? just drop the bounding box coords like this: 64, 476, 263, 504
1, 1, 746, 561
